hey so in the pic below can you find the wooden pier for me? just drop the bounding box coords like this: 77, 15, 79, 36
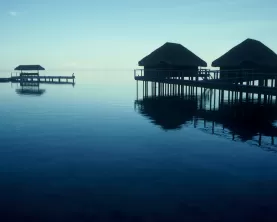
0, 75, 75, 85
0, 78, 11, 83
11, 75, 75, 84
134, 69, 277, 96
0, 65, 75, 86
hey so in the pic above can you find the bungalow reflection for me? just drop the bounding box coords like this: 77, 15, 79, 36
135, 83, 277, 151
135, 95, 198, 130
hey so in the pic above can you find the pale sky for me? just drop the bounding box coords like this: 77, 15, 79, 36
0, 0, 277, 71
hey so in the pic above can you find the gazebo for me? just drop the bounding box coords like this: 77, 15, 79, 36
138, 42, 207, 79
212, 38, 277, 80
14, 65, 45, 77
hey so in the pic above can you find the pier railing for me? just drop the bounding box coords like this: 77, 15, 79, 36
134, 68, 277, 87
134, 68, 212, 80
134, 68, 255, 79
10, 72, 20, 77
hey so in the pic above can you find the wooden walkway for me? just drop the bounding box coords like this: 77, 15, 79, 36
0, 78, 11, 82
134, 68, 277, 96
135, 76, 277, 96
0, 75, 75, 84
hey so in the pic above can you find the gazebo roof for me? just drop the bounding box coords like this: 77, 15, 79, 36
14, 65, 45, 71
212, 38, 277, 68
139, 42, 207, 67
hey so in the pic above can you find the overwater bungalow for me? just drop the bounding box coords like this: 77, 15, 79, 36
14, 65, 45, 77
138, 42, 207, 79
212, 38, 277, 81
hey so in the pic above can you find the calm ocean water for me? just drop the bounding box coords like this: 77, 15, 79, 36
1, 71, 277, 222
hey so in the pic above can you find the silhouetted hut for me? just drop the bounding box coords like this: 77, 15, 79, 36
139, 42, 207, 79
212, 39, 277, 80
15, 65, 45, 77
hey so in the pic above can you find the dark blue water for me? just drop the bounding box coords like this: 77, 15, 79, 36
1, 71, 277, 222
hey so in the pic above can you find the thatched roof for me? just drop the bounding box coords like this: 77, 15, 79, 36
14, 65, 45, 71
212, 38, 277, 68
139, 42, 207, 67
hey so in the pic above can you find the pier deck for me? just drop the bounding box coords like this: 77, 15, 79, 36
135, 76, 277, 96
0, 75, 75, 84
134, 69, 277, 96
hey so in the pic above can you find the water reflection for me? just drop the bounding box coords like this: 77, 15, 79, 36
135, 83, 277, 151
135, 96, 198, 130
15, 82, 46, 96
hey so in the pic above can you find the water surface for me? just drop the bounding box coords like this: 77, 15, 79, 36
1, 71, 277, 222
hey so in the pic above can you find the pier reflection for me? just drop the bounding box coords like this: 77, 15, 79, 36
13, 78, 75, 96
135, 82, 277, 151
15, 82, 46, 96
